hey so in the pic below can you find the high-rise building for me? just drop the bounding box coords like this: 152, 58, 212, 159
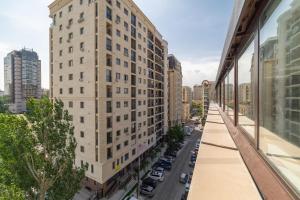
4, 48, 41, 113
167, 54, 182, 126
49, 0, 168, 196
182, 86, 192, 121
193, 84, 203, 101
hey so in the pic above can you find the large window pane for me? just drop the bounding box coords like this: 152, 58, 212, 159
238, 40, 255, 138
227, 68, 234, 120
259, 0, 300, 194
225, 74, 229, 111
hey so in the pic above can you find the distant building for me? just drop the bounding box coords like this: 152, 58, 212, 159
193, 85, 203, 101
182, 86, 192, 122
168, 54, 183, 126
202, 80, 214, 116
0, 90, 4, 97
4, 48, 41, 113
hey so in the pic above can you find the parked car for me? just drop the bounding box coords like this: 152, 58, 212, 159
158, 161, 172, 170
149, 170, 164, 182
184, 126, 190, 134
160, 157, 173, 165
142, 177, 157, 189
181, 192, 188, 200
163, 155, 175, 162
189, 160, 195, 167
185, 183, 190, 193
153, 166, 165, 174
140, 185, 155, 197
179, 173, 189, 184
190, 154, 196, 162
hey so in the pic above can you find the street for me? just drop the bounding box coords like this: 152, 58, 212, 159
145, 124, 202, 200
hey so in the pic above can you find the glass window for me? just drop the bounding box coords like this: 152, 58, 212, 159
238, 39, 255, 138
259, 0, 300, 194
227, 67, 234, 120
225, 73, 229, 111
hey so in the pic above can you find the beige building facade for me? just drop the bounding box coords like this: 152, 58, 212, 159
182, 86, 192, 121
193, 84, 203, 101
49, 0, 168, 196
167, 54, 182, 127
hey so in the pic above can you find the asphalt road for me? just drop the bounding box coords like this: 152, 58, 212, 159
144, 124, 202, 200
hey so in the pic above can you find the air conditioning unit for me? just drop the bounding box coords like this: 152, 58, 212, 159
79, 78, 83, 82
67, 39, 71, 43
66, 25, 71, 29
80, 48, 85, 52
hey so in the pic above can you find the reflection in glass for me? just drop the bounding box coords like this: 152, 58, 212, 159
259, 0, 300, 194
238, 40, 255, 138
227, 68, 234, 120
225, 74, 229, 111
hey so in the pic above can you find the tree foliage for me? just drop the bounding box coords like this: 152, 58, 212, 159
166, 125, 184, 151
192, 101, 203, 117
0, 96, 9, 113
0, 98, 86, 200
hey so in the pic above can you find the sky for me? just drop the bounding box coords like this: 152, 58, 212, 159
0, 0, 234, 90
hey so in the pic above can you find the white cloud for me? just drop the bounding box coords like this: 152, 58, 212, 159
181, 56, 220, 87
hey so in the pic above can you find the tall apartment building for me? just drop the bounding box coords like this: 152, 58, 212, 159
182, 86, 192, 122
167, 54, 182, 127
49, 0, 168, 196
193, 84, 203, 101
4, 49, 41, 113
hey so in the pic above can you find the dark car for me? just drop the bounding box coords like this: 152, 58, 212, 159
142, 177, 157, 189
190, 154, 196, 162
159, 158, 172, 165
140, 185, 155, 197
158, 161, 172, 170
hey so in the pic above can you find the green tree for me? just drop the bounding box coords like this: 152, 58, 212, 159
192, 101, 203, 117
0, 98, 86, 200
166, 125, 184, 151
0, 96, 9, 113
0, 183, 25, 200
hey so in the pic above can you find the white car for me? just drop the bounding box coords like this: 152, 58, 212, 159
185, 183, 190, 193
149, 170, 165, 182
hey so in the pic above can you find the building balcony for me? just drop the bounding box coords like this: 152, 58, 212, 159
188, 104, 261, 200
